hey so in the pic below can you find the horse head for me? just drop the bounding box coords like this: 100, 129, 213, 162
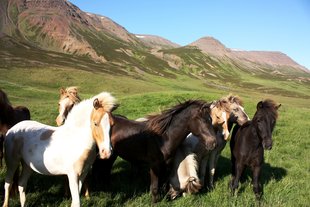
56, 87, 81, 126
210, 100, 230, 140
254, 99, 281, 150
188, 101, 217, 150
226, 95, 250, 126
90, 93, 117, 159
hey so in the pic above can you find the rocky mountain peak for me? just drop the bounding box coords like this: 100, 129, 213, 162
189, 36, 229, 57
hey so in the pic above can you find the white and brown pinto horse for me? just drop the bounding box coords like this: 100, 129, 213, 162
168, 95, 249, 199
56, 86, 81, 126
3, 92, 116, 207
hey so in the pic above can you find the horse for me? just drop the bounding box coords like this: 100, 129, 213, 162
94, 99, 217, 203
168, 95, 249, 199
2, 92, 117, 207
0, 89, 31, 168
229, 99, 281, 199
56, 86, 81, 126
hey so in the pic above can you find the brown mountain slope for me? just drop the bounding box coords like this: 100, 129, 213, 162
189, 36, 308, 72
135, 34, 180, 50
0, 0, 143, 62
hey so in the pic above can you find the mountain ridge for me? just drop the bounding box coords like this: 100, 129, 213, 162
0, 0, 309, 82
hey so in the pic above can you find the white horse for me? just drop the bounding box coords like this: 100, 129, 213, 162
3, 92, 117, 207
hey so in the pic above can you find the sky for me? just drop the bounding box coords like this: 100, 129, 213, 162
70, 0, 310, 70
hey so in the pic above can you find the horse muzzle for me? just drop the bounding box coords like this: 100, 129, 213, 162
263, 139, 272, 150
205, 137, 217, 150
56, 116, 65, 126
99, 148, 112, 159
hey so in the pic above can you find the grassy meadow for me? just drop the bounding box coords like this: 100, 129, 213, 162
0, 66, 309, 206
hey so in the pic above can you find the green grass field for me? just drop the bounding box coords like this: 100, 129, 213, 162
0, 66, 309, 206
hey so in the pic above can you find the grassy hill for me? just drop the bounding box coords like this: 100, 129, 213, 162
0, 48, 310, 206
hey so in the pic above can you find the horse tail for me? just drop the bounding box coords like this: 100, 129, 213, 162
184, 176, 202, 194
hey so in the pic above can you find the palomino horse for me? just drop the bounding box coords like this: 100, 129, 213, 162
0, 89, 30, 167
95, 100, 217, 203
230, 99, 280, 199
56, 86, 81, 126
168, 95, 249, 199
3, 92, 117, 207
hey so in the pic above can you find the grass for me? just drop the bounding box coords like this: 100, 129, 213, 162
0, 65, 309, 206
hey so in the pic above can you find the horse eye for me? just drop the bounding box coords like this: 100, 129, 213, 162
94, 121, 99, 127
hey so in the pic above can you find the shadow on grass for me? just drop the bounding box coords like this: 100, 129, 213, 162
236, 162, 287, 195
89, 158, 150, 202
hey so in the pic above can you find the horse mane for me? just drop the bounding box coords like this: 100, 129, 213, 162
225, 94, 244, 106
65, 92, 116, 127
213, 98, 230, 112
146, 100, 208, 135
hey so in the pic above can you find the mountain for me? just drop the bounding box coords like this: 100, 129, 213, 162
1, 0, 309, 92
189, 36, 229, 57
189, 37, 308, 73
135, 34, 180, 50
0, 0, 143, 63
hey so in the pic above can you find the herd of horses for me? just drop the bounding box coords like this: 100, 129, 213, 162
0, 87, 281, 207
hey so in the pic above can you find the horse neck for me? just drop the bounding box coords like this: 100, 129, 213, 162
160, 111, 192, 160
62, 100, 93, 133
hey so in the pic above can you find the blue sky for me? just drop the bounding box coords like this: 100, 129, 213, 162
70, 0, 310, 70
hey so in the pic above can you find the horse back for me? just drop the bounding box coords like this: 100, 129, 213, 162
13, 106, 31, 123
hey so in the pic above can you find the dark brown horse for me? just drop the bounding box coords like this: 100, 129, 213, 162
230, 99, 280, 199
0, 89, 30, 167
95, 100, 217, 202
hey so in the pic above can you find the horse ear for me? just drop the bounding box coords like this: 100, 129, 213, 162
210, 101, 216, 109
257, 101, 263, 109
201, 103, 211, 113
228, 95, 234, 103
275, 104, 281, 110
111, 103, 119, 112
60, 88, 66, 95
93, 98, 101, 110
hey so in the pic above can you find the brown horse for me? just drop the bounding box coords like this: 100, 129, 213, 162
94, 100, 217, 202
230, 99, 280, 199
0, 89, 30, 167
56, 86, 81, 126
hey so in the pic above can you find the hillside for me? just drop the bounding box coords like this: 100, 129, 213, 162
135, 34, 180, 50
0, 0, 310, 100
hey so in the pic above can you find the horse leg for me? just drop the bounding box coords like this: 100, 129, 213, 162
67, 173, 80, 207
0, 134, 4, 168
18, 162, 33, 207
79, 170, 91, 199
3, 153, 21, 207
199, 156, 208, 188
230, 162, 245, 196
252, 165, 262, 199
150, 168, 160, 203
208, 151, 217, 189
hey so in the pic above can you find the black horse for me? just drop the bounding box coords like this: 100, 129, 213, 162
0, 89, 31, 167
230, 99, 281, 199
